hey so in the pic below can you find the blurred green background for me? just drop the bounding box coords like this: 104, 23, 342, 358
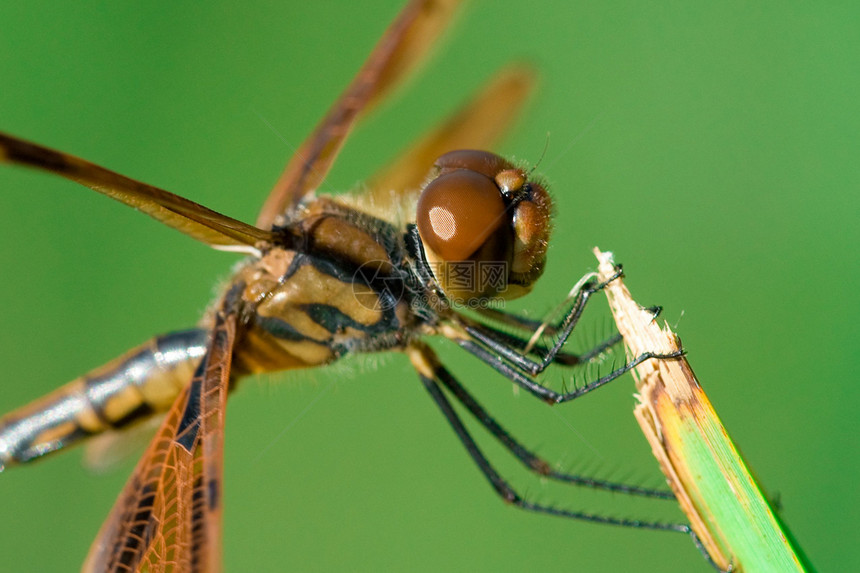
0, 1, 856, 571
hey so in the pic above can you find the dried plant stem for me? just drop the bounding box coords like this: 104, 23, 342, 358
594, 248, 805, 572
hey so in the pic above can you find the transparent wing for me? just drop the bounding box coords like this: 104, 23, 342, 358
0, 132, 272, 251
256, 0, 464, 229
83, 294, 238, 573
365, 64, 536, 208
82, 415, 165, 475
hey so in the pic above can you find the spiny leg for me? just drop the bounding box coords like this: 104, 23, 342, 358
441, 266, 680, 404
464, 319, 624, 369
476, 302, 660, 349
475, 269, 602, 340
475, 264, 662, 374
460, 312, 653, 379
432, 350, 673, 499
470, 321, 621, 368
457, 336, 683, 405
467, 267, 630, 376
476, 306, 549, 333
479, 266, 596, 344
408, 343, 689, 528
408, 342, 726, 571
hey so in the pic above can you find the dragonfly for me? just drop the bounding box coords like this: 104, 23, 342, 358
0, 1, 704, 570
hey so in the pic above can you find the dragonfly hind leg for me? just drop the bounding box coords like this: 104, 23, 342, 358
407, 341, 686, 520
406, 341, 733, 570
0, 329, 207, 470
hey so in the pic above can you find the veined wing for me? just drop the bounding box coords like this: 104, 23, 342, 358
256, 0, 464, 229
83, 288, 240, 573
363, 64, 536, 214
0, 132, 272, 252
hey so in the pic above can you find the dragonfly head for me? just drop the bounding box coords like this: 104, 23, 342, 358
416, 150, 552, 305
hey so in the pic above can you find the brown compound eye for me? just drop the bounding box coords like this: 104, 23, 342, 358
434, 149, 514, 179
416, 169, 506, 262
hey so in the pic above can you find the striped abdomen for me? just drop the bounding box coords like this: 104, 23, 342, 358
0, 329, 207, 470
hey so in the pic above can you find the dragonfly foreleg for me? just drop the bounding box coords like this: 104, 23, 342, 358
469, 267, 633, 376
441, 266, 678, 404
455, 335, 683, 405
461, 320, 624, 370
462, 303, 663, 374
